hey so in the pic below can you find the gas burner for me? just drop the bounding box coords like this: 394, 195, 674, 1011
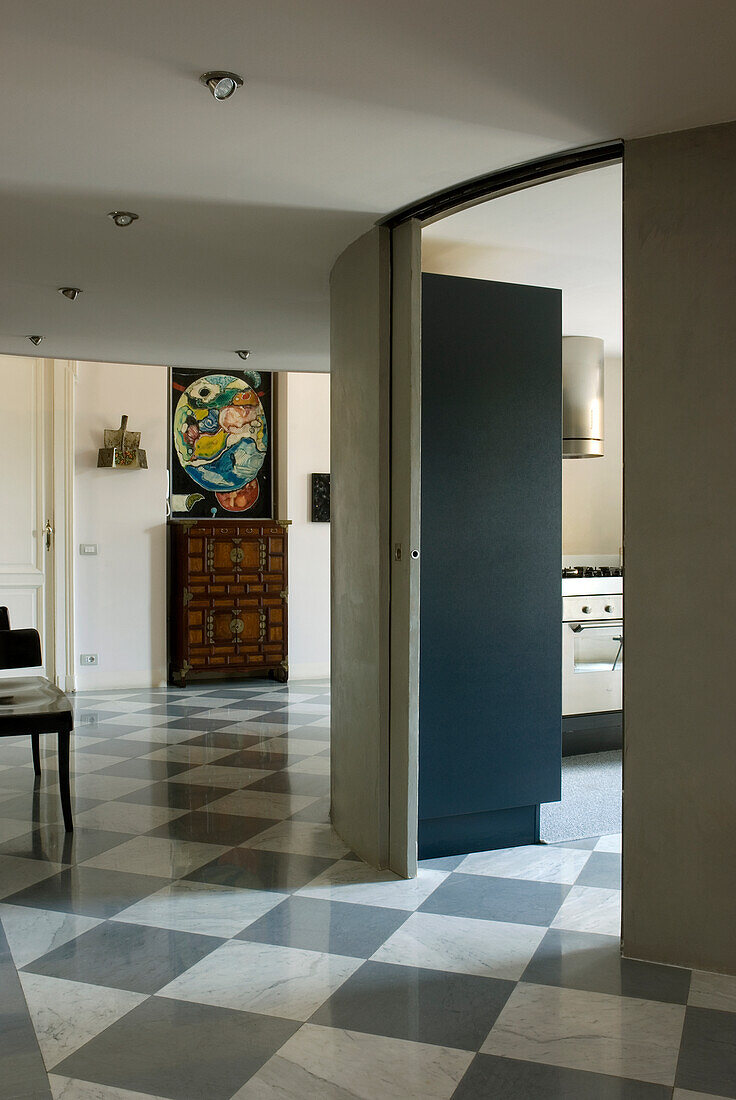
562, 565, 623, 578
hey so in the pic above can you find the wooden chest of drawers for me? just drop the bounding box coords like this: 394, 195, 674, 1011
168, 520, 289, 685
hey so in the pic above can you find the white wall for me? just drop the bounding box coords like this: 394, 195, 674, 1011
280, 373, 331, 679
562, 355, 622, 559
74, 361, 168, 690
73, 361, 329, 691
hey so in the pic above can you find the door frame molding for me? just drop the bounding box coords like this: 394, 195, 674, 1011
51, 358, 78, 692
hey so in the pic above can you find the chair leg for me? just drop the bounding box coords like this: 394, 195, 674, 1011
31, 732, 41, 776
57, 730, 73, 832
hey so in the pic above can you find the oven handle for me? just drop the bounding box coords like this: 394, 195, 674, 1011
569, 621, 623, 632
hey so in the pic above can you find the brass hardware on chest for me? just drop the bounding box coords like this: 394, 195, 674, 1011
206, 542, 215, 571
183, 588, 193, 607
206, 612, 215, 644
258, 539, 267, 571
230, 616, 245, 638
259, 609, 267, 640
230, 546, 244, 564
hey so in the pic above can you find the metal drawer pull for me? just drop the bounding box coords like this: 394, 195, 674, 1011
259, 610, 267, 640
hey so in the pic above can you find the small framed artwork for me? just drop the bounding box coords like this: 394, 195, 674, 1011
169, 368, 273, 519
311, 473, 330, 522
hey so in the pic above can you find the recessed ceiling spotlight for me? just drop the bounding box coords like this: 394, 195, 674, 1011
27, 335, 43, 346
58, 287, 82, 300
200, 71, 243, 101
107, 210, 139, 227
236, 350, 251, 360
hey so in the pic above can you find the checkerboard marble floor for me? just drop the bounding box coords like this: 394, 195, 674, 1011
0, 680, 734, 1099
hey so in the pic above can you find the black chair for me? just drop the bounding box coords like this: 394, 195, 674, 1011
0, 608, 74, 831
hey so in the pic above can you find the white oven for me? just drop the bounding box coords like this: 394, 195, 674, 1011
562, 583, 622, 716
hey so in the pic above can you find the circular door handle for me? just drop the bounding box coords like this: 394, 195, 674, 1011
605, 604, 614, 613
581, 605, 591, 614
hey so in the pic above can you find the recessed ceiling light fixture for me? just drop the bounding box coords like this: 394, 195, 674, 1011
200, 71, 243, 101
58, 287, 82, 300
107, 210, 139, 227
27, 335, 43, 346
236, 350, 251, 360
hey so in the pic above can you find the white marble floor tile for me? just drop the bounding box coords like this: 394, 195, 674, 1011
19, 971, 147, 1069
671, 1090, 730, 1099
74, 802, 186, 835
241, 821, 349, 859
482, 982, 686, 1086
66, 754, 129, 775
309, 717, 331, 728
457, 844, 591, 884
62, 774, 154, 800
595, 833, 622, 853
168, 764, 273, 788
372, 911, 546, 981
50, 1074, 170, 1100
550, 885, 622, 935
0, 903, 102, 968
206, 789, 319, 819
0, 854, 65, 899
81, 835, 229, 879
117, 727, 204, 745
0, 817, 34, 843
195, 708, 270, 721
140, 744, 234, 765
284, 757, 330, 776
111, 879, 287, 937
296, 861, 448, 910
256, 737, 327, 757
100, 715, 172, 728
249, 692, 317, 704
158, 939, 361, 1021
231, 1023, 473, 1100
688, 969, 736, 1012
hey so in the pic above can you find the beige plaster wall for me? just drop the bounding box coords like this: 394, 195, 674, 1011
623, 120, 736, 974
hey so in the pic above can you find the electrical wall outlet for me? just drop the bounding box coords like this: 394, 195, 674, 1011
79, 544, 98, 555
80, 653, 98, 666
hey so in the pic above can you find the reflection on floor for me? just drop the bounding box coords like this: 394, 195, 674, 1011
0, 680, 734, 1099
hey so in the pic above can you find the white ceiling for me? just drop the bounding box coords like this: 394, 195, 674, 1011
0, 1, 734, 370
423, 164, 623, 355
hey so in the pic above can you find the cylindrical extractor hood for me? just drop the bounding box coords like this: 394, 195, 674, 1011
562, 336, 604, 458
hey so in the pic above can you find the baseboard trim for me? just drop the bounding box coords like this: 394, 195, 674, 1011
74, 668, 168, 692
418, 804, 539, 859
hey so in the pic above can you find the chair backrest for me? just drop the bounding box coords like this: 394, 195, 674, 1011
0, 608, 43, 669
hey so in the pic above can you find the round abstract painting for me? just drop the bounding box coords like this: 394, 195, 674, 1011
173, 374, 268, 504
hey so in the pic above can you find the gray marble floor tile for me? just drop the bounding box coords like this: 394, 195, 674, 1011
284, 756, 330, 776
159, 938, 362, 1020
92, 757, 193, 781
74, 738, 161, 758
0, 827, 133, 866
255, 736, 327, 757
111, 878, 287, 938
675, 1006, 736, 1097
146, 810, 278, 846
246, 770, 330, 797
0, 918, 53, 1098
688, 969, 736, 1013
184, 846, 336, 891
522, 928, 692, 1003
457, 844, 591, 884
0, 791, 101, 825
0, 854, 66, 899
288, 796, 331, 824
178, 730, 267, 749
64, 774, 155, 801
81, 835, 229, 879
419, 871, 569, 926
231, 1023, 472, 1100
115, 781, 231, 810
141, 744, 234, 765
3, 865, 170, 918
19, 972, 147, 1069
297, 860, 448, 910
311, 959, 514, 1050
214, 748, 304, 770
373, 911, 546, 981
24, 919, 223, 994
238, 896, 409, 958
453, 1053, 672, 1099
574, 850, 622, 889
0, 817, 40, 843
169, 764, 274, 789
240, 820, 349, 859
482, 981, 686, 1086
53, 996, 298, 1100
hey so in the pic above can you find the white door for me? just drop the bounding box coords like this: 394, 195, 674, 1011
0, 355, 55, 678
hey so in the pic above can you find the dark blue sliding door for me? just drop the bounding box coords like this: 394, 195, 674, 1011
419, 273, 561, 858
